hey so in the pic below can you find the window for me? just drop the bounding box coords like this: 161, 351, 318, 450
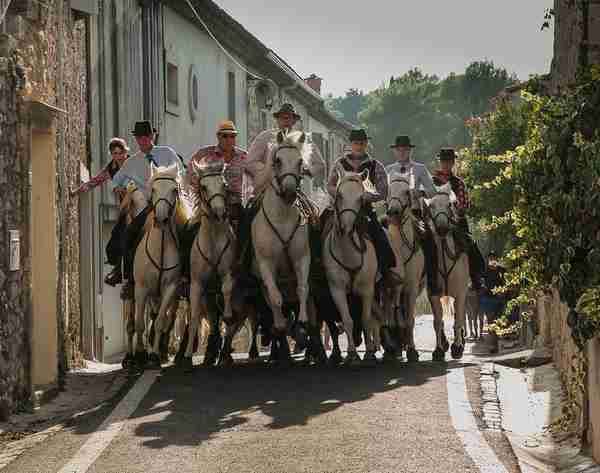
227, 71, 236, 122
188, 64, 200, 122
167, 63, 179, 106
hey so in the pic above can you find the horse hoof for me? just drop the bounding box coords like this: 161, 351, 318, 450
182, 357, 194, 373
328, 350, 343, 366
249, 347, 259, 360
218, 354, 234, 367
362, 351, 378, 367
380, 327, 398, 353
344, 351, 361, 367
441, 333, 450, 353
121, 353, 134, 369
147, 353, 161, 370
134, 351, 148, 368
382, 351, 397, 363
292, 323, 308, 352
406, 348, 420, 363
432, 348, 446, 362
202, 356, 217, 368
451, 343, 464, 360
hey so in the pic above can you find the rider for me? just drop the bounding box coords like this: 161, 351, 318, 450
432, 147, 485, 291
326, 128, 402, 286
112, 120, 184, 299
385, 135, 441, 295
71, 137, 130, 287
181, 120, 248, 283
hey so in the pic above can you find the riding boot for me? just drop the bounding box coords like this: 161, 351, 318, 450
365, 208, 402, 286
457, 217, 485, 291
104, 213, 127, 286
178, 221, 200, 299
120, 206, 150, 300
421, 225, 442, 296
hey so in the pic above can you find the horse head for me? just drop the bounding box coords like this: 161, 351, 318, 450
270, 130, 306, 205
150, 163, 180, 226
192, 159, 228, 223
387, 172, 412, 220
335, 169, 368, 236
425, 183, 456, 237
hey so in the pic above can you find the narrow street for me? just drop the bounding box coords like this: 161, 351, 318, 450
2, 316, 521, 473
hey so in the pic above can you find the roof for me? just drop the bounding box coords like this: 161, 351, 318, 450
167, 0, 351, 134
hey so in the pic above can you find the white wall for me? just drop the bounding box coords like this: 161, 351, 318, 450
162, 7, 248, 160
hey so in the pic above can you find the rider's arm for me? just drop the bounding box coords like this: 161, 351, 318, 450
245, 130, 271, 179
327, 160, 342, 198
368, 160, 388, 202
71, 166, 111, 195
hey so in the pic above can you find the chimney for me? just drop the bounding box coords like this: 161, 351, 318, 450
304, 73, 322, 95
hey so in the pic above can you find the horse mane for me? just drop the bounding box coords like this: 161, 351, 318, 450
149, 163, 180, 186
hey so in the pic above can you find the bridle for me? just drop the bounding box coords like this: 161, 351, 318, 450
387, 177, 412, 226
271, 145, 303, 198
196, 172, 229, 220
151, 176, 179, 222
330, 176, 367, 288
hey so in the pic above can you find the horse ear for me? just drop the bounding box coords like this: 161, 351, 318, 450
276, 130, 285, 144
150, 162, 158, 177
298, 132, 306, 144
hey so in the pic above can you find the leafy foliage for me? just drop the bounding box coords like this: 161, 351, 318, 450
326, 61, 515, 166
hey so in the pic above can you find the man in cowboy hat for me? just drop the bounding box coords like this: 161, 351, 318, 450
327, 129, 402, 285
432, 147, 485, 291
245, 102, 325, 190
111, 120, 184, 299
179, 120, 248, 285
385, 135, 441, 294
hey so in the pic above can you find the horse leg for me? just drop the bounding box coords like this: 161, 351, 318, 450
257, 261, 286, 333
327, 319, 343, 365
203, 299, 221, 367
134, 287, 149, 368
221, 272, 234, 321
452, 290, 467, 359
122, 299, 136, 369
148, 283, 178, 368
248, 313, 260, 360
329, 284, 359, 366
219, 315, 243, 367
405, 290, 420, 362
430, 295, 446, 361
292, 256, 310, 351
361, 291, 378, 366
183, 280, 203, 372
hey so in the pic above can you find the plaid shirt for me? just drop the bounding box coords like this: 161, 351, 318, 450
433, 170, 470, 211
188, 145, 248, 204
328, 154, 388, 202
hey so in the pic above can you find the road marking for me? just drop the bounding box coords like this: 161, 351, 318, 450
58, 371, 158, 473
447, 364, 508, 473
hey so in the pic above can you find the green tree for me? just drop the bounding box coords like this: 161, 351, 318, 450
325, 88, 367, 125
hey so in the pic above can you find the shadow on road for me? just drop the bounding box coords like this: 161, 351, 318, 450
128, 359, 475, 450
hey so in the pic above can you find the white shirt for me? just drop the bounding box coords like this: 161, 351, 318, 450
386, 160, 436, 197
112, 145, 183, 199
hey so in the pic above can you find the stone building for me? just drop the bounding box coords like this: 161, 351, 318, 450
550, 0, 600, 90
0, 0, 90, 418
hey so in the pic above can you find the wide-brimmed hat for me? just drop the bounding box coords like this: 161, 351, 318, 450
349, 129, 369, 142
390, 135, 415, 148
216, 120, 238, 135
131, 120, 157, 137
488, 250, 498, 259
273, 103, 301, 120
437, 147, 458, 161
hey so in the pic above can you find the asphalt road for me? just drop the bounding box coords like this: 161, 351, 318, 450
2, 316, 521, 473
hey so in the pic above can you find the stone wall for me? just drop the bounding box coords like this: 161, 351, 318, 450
0, 0, 87, 417
551, 0, 600, 90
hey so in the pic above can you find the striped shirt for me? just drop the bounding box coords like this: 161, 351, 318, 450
188, 145, 248, 204
112, 145, 183, 199
328, 154, 388, 202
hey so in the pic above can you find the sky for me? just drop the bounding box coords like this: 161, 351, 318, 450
217, 0, 555, 97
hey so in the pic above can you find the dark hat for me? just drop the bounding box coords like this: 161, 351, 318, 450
273, 103, 301, 120
488, 250, 498, 259
437, 147, 458, 161
131, 120, 157, 137
349, 129, 369, 142
390, 135, 416, 148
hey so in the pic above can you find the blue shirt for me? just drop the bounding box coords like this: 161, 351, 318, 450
112, 145, 183, 199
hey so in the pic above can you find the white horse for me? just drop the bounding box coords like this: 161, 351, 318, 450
425, 183, 469, 360
252, 130, 312, 363
182, 160, 239, 370
134, 164, 186, 368
322, 169, 380, 366
386, 172, 425, 362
